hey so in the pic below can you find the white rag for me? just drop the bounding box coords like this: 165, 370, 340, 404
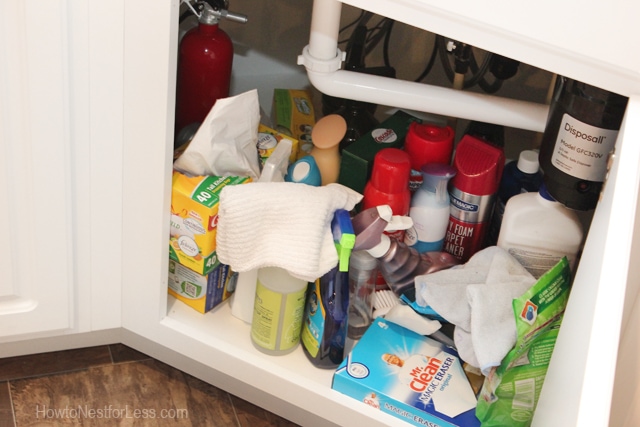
414, 246, 535, 375
216, 182, 362, 282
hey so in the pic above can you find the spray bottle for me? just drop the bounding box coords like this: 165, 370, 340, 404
301, 209, 354, 369
404, 164, 457, 253
351, 206, 460, 298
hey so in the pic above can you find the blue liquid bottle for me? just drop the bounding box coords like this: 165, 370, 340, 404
301, 210, 353, 369
486, 150, 543, 246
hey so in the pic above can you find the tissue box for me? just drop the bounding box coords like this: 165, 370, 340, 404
257, 124, 299, 166
170, 171, 251, 275
271, 89, 316, 160
337, 110, 418, 195
332, 318, 480, 427
168, 259, 236, 313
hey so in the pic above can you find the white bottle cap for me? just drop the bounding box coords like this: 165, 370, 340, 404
517, 150, 540, 174
367, 234, 391, 258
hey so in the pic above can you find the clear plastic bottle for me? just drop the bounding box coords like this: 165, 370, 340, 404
368, 234, 460, 297
497, 184, 584, 278
346, 250, 378, 340
351, 205, 460, 297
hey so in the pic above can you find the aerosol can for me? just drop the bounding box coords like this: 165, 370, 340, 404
175, 0, 248, 138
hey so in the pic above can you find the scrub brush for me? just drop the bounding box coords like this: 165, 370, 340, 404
373, 289, 399, 318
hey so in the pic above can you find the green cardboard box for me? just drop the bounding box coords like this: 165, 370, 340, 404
338, 110, 419, 196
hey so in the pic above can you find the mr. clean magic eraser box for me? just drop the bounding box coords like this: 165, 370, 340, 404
332, 318, 480, 427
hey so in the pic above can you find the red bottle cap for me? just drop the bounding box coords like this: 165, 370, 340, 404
362, 148, 411, 215
451, 135, 505, 196
369, 148, 411, 194
404, 122, 455, 170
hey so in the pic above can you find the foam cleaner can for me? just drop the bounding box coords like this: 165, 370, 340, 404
445, 135, 505, 263
538, 76, 628, 211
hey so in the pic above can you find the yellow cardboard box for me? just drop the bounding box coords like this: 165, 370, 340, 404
170, 171, 251, 275
168, 259, 236, 313
257, 123, 299, 166
271, 89, 316, 160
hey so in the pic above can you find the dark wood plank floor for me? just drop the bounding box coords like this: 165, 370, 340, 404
0, 344, 300, 426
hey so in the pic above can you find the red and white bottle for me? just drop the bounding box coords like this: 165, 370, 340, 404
445, 135, 505, 263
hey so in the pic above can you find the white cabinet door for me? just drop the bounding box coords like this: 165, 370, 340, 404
0, 1, 77, 339
0, 1, 125, 342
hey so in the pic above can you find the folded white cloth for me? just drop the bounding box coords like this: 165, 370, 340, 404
216, 182, 362, 282
415, 246, 535, 375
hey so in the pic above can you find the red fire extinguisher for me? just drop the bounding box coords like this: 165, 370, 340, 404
175, 0, 247, 139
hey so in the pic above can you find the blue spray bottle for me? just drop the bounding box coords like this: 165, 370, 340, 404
301, 209, 354, 368
404, 163, 457, 253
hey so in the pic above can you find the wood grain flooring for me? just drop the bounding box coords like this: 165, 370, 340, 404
0, 345, 299, 427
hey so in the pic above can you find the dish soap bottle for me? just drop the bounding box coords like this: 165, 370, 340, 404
301, 210, 354, 369
404, 163, 457, 253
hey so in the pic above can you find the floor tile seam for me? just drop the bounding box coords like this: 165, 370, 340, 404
226, 391, 242, 427
2, 362, 115, 383
5, 381, 17, 427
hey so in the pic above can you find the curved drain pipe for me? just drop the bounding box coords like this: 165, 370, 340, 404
298, 0, 549, 133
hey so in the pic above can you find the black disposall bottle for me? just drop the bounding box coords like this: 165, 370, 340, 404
538, 76, 628, 211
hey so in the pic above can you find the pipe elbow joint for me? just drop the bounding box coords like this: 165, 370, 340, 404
297, 45, 345, 74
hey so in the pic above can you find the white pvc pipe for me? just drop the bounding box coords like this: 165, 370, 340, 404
309, 0, 343, 61
300, 0, 549, 133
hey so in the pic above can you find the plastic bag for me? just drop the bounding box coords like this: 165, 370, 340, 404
475, 257, 571, 426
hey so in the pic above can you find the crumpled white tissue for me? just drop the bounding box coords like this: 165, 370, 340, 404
173, 89, 262, 180
216, 182, 363, 282
415, 246, 536, 375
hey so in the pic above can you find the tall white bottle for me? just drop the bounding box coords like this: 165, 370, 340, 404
404, 163, 456, 253
497, 184, 584, 279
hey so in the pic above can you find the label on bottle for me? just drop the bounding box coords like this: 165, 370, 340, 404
300, 280, 325, 357
445, 189, 495, 262
506, 247, 573, 279
251, 280, 306, 352
549, 114, 619, 182
405, 204, 450, 253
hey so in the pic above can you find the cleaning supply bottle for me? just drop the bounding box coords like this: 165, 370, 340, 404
250, 267, 308, 355
497, 183, 584, 278
301, 210, 354, 369
486, 149, 543, 246
403, 122, 455, 192
538, 76, 628, 211
346, 250, 378, 341
351, 205, 460, 297
310, 114, 347, 186
362, 148, 411, 242
404, 163, 457, 253
445, 135, 505, 263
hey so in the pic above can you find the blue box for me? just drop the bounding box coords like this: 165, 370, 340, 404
332, 318, 480, 427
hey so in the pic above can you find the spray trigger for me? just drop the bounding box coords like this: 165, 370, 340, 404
384, 215, 413, 233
